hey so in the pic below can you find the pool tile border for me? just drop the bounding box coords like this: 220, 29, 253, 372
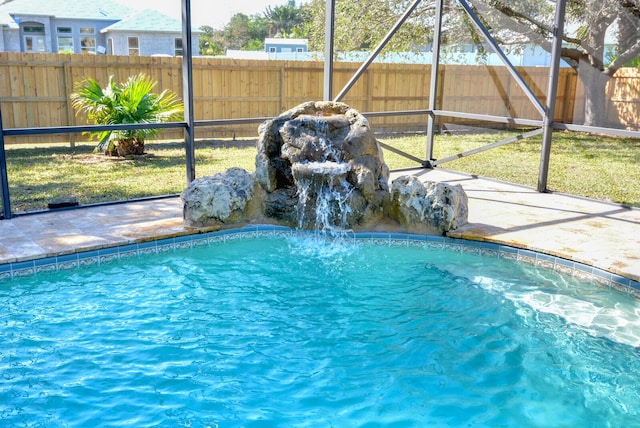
1, 224, 638, 299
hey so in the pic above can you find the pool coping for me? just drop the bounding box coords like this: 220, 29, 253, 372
2, 224, 638, 300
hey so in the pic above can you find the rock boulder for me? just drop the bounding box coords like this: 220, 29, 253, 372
181, 167, 261, 227
390, 175, 468, 233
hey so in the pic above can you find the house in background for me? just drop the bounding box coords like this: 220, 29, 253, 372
0, 0, 199, 56
101, 9, 200, 57
264, 38, 308, 54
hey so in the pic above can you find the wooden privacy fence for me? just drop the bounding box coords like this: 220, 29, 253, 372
0, 52, 638, 145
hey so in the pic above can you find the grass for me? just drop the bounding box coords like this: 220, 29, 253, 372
4, 131, 639, 213
380, 130, 640, 207
6, 140, 257, 213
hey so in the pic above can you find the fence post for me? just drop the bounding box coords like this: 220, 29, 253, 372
366, 69, 373, 113
63, 61, 76, 148
560, 70, 573, 123
280, 65, 286, 111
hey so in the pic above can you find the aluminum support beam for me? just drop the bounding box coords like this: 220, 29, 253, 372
457, 0, 546, 117
323, 0, 336, 100
3, 122, 184, 137
554, 123, 640, 139
538, 0, 567, 192
432, 128, 543, 166
426, 0, 444, 165
182, 0, 196, 182
433, 110, 543, 127
378, 141, 428, 166
0, 106, 11, 219
333, 0, 424, 102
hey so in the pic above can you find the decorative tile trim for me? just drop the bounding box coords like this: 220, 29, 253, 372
0, 226, 638, 298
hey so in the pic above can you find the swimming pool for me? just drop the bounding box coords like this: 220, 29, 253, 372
1, 231, 639, 426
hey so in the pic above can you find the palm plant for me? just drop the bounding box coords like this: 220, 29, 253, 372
264, 0, 301, 37
71, 73, 184, 156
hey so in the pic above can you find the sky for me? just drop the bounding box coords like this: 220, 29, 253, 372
122, 0, 305, 30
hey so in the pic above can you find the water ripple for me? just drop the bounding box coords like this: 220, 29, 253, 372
1, 237, 639, 427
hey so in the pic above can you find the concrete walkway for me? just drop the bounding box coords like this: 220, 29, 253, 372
417, 169, 640, 284
0, 169, 638, 284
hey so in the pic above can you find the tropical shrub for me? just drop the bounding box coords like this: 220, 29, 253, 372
71, 73, 184, 156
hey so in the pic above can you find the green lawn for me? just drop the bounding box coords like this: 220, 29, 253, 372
5, 140, 257, 213
4, 131, 639, 213
380, 131, 640, 207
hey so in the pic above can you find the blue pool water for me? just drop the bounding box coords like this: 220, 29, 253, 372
1, 235, 640, 427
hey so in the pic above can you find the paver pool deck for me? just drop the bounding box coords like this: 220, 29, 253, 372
1, 168, 639, 285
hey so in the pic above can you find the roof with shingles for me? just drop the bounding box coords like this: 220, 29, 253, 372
0, 0, 135, 21
100, 9, 182, 33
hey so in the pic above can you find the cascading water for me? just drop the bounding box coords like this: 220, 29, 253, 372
251, 101, 396, 232
287, 114, 357, 234
292, 161, 354, 233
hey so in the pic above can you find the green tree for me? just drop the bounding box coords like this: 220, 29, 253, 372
218, 13, 269, 51
244, 39, 265, 51
476, 0, 640, 127
264, 0, 306, 37
305, 0, 434, 52
221, 13, 252, 50
70, 74, 184, 157
199, 25, 224, 56
305, 0, 640, 127
211, 3, 308, 52
247, 15, 270, 47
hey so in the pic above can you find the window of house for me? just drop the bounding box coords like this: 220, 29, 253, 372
56, 27, 73, 52
58, 36, 73, 53
80, 36, 95, 54
296, 48, 303, 53
128, 37, 139, 56
269, 47, 276, 53
23, 25, 45, 34
107, 38, 114, 55
79, 27, 96, 53
174, 38, 183, 56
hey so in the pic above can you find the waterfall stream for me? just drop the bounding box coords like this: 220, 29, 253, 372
292, 161, 354, 234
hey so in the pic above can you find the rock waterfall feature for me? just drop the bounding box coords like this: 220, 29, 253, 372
256, 101, 390, 231
182, 101, 468, 235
